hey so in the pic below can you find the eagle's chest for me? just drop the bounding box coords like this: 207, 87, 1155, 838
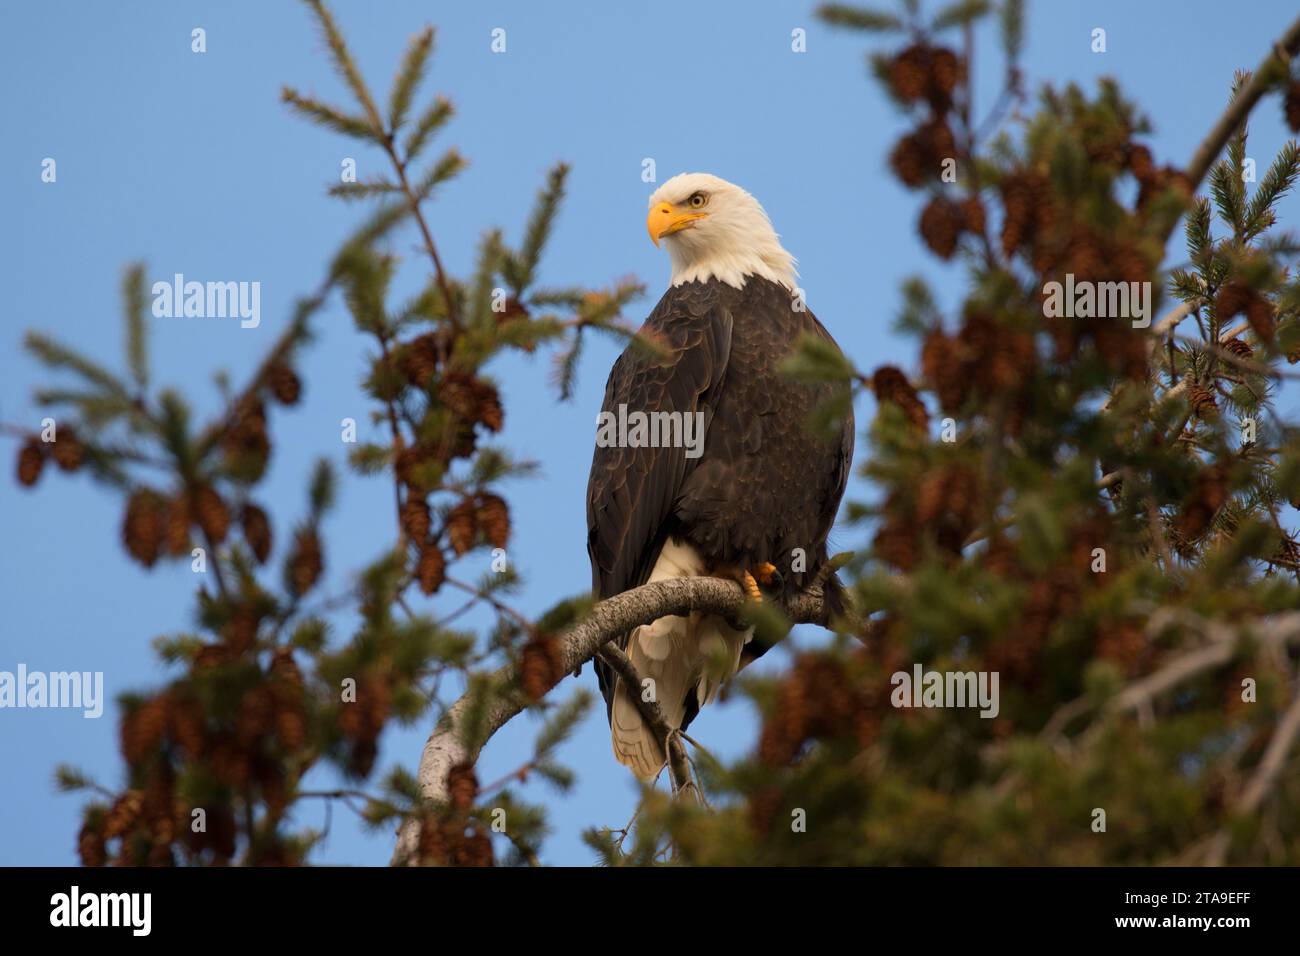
674, 309, 825, 561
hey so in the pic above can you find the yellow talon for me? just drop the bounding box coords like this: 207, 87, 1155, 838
742, 570, 762, 602
753, 562, 778, 586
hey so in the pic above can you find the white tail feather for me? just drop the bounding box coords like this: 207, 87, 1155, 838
609, 540, 752, 781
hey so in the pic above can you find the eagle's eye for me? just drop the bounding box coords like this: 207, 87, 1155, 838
687, 192, 708, 209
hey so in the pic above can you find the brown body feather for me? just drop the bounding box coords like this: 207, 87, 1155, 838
586, 276, 854, 767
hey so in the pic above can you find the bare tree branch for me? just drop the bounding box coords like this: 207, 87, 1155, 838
1181, 16, 1300, 210
1206, 681, 1300, 866
391, 575, 834, 864
596, 644, 695, 799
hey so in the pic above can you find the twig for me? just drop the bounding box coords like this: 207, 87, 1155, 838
596, 644, 694, 799
1205, 681, 1300, 865
390, 575, 833, 864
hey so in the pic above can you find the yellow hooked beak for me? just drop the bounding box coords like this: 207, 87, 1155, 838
647, 202, 706, 247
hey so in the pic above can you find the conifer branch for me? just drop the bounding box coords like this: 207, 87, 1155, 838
391, 576, 833, 864
596, 644, 695, 798
1205, 680, 1300, 865
1178, 16, 1300, 236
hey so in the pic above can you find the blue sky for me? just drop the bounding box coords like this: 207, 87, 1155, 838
2, 0, 1298, 866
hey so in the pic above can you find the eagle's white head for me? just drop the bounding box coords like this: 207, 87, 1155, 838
646, 173, 797, 291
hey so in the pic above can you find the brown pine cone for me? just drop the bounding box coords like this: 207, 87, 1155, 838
168, 694, 207, 756
446, 763, 479, 813
446, 500, 478, 556
520, 634, 563, 701
401, 497, 432, 543
192, 485, 230, 544
1246, 296, 1276, 343
960, 196, 987, 235
1285, 80, 1300, 133
872, 366, 928, 430
417, 544, 446, 595
1213, 278, 1255, 321
1187, 383, 1218, 418
163, 495, 191, 556
223, 603, 263, 655
1223, 336, 1253, 359
918, 196, 964, 259
121, 695, 172, 765
222, 401, 270, 481
50, 428, 83, 471
78, 819, 108, 867
267, 363, 301, 406
886, 44, 930, 102
476, 494, 511, 549
920, 329, 967, 414
123, 490, 166, 567
889, 120, 955, 189
286, 527, 323, 596
16, 437, 45, 487
440, 373, 504, 433
241, 502, 272, 563
397, 333, 441, 387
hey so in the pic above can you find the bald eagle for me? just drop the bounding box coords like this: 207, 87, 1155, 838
586, 173, 854, 780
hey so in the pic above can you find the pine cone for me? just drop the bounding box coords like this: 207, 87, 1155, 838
50, 428, 84, 471
960, 196, 987, 235
267, 363, 301, 406
999, 172, 1054, 259
872, 366, 928, 430
476, 494, 510, 549
1223, 336, 1254, 359
121, 695, 172, 765
1285, 80, 1300, 134
1272, 534, 1300, 568
447, 763, 479, 812
235, 686, 275, 745
520, 634, 563, 701
123, 490, 166, 567
274, 700, 307, 751
873, 510, 918, 571
401, 497, 432, 543
446, 500, 478, 556
886, 44, 961, 109
78, 819, 108, 867
889, 120, 955, 189
440, 373, 504, 433
886, 44, 930, 102
241, 502, 272, 563
104, 790, 144, 841
192, 485, 231, 544
224, 603, 262, 655
918, 196, 964, 259
1175, 465, 1230, 541
16, 437, 45, 487
920, 329, 967, 413
287, 527, 323, 596
417, 544, 447, 595
168, 695, 207, 756
222, 401, 270, 481
1187, 383, 1218, 418
163, 495, 191, 556
397, 334, 441, 387
1246, 295, 1276, 343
